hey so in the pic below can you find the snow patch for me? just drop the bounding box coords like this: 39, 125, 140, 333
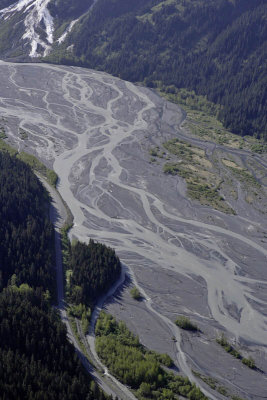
57, 19, 78, 44
0, 0, 54, 57
0, 0, 100, 57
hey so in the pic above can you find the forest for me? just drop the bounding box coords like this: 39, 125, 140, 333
48, 0, 267, 140
68, 239, 121, 306
0, 152, 55, 293
0, 287, 107, 400
0, 152, 108, 400
48, 0, 94, 25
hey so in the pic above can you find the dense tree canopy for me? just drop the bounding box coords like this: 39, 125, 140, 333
0, 152, 54, 292
48, 0, 94, 23
0, 152, 108, 400
69, 239, 121, 306
0, 287, 106, 400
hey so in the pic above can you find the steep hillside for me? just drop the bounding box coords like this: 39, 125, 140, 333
0, 0, 266, 137
0, 0, 94, 57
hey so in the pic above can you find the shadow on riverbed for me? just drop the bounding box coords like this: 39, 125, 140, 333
104, 274, 131, 306
50, 202, 63, 229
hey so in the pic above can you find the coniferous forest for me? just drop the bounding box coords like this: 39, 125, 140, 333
0, 288, 104, 400
69, 240, 121, 306
47, 0, 267, 140
0, 152, 108, 400
0, 152, 54, 292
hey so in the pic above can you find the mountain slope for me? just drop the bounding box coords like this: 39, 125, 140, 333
47, 0, 266, 139
0, 0, 94, 57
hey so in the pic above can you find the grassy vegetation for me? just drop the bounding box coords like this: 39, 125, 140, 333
162, 138, 235, 213
95, 312, 208, 400
242, 357, 256, 369
0, 126, 7, 139
157, 84, 266, 153
130, 286, 142, 301
216, 334, 256, 370
157, 85, 220, 117
163, 138, 195, 159
221, 158, 263, 207
0, 138, 17, 155
216, 334, 241, 359
192, 370, 217, 391
163, 163, 190, 178
148, 96, 264, 214
19, 152, 58, 187
187, 183, 225, 207
217, 386, 228, 396
149, 147, 166, 159
175, 316, 198, 332
150, 147, 160, 157
192, 370, 249, 400
250, 143, 267, 154
228, 167, 261, 189
0, 139, 58, 187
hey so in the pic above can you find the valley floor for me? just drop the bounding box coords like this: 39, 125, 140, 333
0, 61, 266, 400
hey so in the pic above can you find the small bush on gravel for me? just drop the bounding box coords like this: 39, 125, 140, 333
130, 286, 142, 300
175, 316, 198, 331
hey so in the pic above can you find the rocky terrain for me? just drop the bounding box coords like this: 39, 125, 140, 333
0, 61, 266, 400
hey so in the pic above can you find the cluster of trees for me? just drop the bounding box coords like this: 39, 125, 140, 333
68, 240, 121, 306
49, 0, 267, 140
0, 152, 108, 400
95, 312, 207, 400
0, 152, 55, 293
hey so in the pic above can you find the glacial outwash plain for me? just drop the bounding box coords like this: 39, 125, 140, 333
0, 61, 267, 400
